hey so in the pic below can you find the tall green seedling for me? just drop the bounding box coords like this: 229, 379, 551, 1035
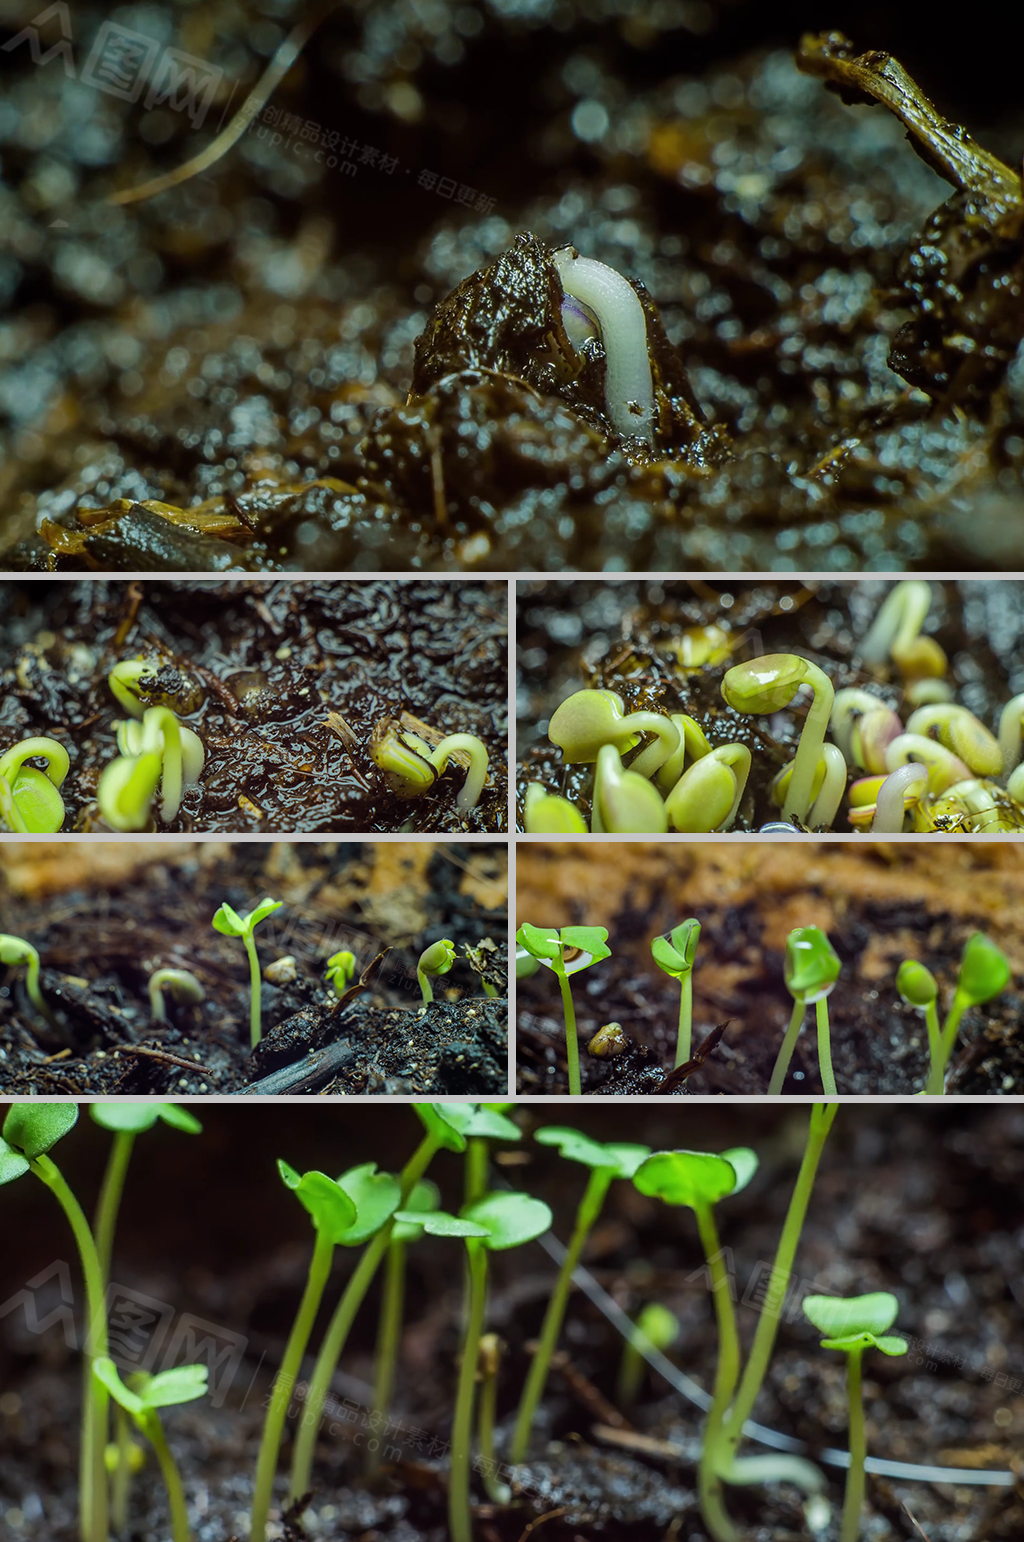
449, 1191, 553, 1542
250, 1160, 399, 1540
515, 924, 611, 1095
0, 1105, 108, 1542
509, 1127, 649, 1463
802, 1292, 908, 1542
769, 926, 841, 1095
633, 1146, 757, 1542
288, 1102, 511, 1501
211, 897, 283, 1047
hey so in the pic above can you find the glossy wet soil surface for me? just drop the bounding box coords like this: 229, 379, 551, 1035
516, 578, 1024, 833
516, 843, 1024, 1095
0, 841, 508, 1095
2, 1105, 1022, 1540
0, 579, 508, 834
3, 5, 1024, 572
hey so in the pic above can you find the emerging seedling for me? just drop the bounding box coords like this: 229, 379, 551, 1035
108, 658, 159, 717
859, 579, 947, 683
906, 932, 1011, 1095
515, 923, 611, 1095
211, 897, 283, 1047
0, 933, 57, 1029
324, 950, 356, 995
250, 1160, 400, 1541
99, 707, 205, 829
510, 1128, 649, 1463
548, 688, 681, 778
93, 1359, 208, 1542
721, 654, 834, 824
0, 736, 70, 833
450, 1190, 553, 1542
618, 1302, 680, 1409
371, 721, 489, 812
592, 743, 668, 832
651, 920, 701, 1067
523, 782, 588, 833
896, 960, 941, 1091
905, 703, 1003, 777
664, 744, 751, 831
768, 926, 841, 1096
633, 1147, 758, 1541
417, 937, 456, 1005
552, 246, 655, 441
148, 968, 204, 1024
802, 1292, 907, 1542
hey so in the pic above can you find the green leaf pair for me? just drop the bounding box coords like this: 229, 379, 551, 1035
802, 1291, 908, 1357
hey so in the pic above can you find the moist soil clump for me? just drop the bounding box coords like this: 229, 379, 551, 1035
1, 1104, 1021, 1541
0, 579, 507, 834
0, 840, 508, 1095
516, 842, 1024, 1095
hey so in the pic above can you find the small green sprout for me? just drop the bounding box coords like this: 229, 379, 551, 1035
0, 933, 56, 1027
251, 1159, 401, 1541
211, 897, 283, 1048
524, 782, 588, 833
651, 919, 701, 1067
370, 721, 489, 812
884, 732, 970, 794
93, 1359, 208, 1542
591, 743, 668, 832
664, 743, 751, 831
99, 707, 205, 829
515, 923, 611, 1096
859, 579, 947, 683
147, 968, 205, 1024
902, 932, 1012, 1095
0, 736, 69, 833
653, 712, 713, 794
768, 926, 841, 1096
905, 703, 1003, 777
450, 1191, 553, 1542
547, 687, 681, 778
721, 653, 835, 824
324, 950, 357, 995
618, 1302, 680, 1409
510, 1129, 649, 1464
831, 689, 904, 773
802, 1292, 907, 1542
108, 658, 159, 717
771, 742, 848, 831
418, 937, 456, 1005
634, 1147, 758, 1541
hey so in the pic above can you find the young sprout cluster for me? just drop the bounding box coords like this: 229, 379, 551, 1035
97, 660, 205, 831
1, 1102, 998, 1542
517, 914, 1014, 1094
522, 580, 1024, 834
370, 719, 490, 815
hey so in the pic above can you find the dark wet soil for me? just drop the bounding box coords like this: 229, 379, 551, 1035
517, 578, 1024, 832
3, 5, 1024, 571
516, 842, 1024, 1095
1, 1104, 1022, 1541
0, 579, 507, 833
0, 840, 508, 1094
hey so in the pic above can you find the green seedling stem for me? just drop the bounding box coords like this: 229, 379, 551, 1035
718, 1104, 838, 1463
368, 1234, 407, 1470
816, 999, 837, 1095
842, 1347, 866, 1542
510, 1130, 649, 1465
0, 934, 56, 1027
211, 897, 282, 1047
34, 1153, 110, 1542
476, 1334, 510, 1503
769, 927, 841, 1095
768, 998, 805, 1096
287, 1135, 443, 1500
515, 925, 611, 1097
651, 920, 701, 1067
450, 1191, 552, 1542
